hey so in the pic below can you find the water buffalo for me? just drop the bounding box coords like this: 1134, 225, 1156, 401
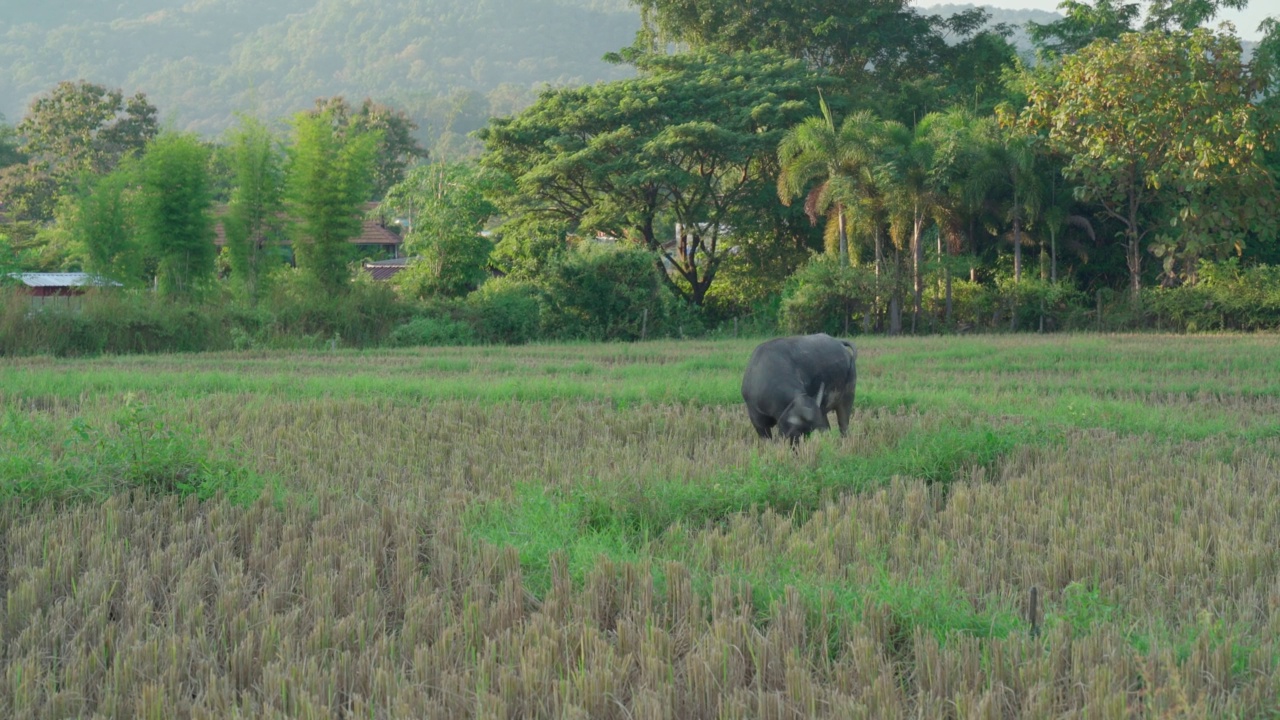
741, 333, 857, 442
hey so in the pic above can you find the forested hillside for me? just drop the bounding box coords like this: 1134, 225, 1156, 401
0, 0, 1079, 156
0, 0, 641, 155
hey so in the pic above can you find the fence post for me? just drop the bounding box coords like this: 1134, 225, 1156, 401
641, 308, 648, 342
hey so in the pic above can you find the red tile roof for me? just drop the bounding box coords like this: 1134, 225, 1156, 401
211, 201, 403, 248
362, 257, 414, 281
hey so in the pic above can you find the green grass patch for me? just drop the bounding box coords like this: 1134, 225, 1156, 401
1, 397, 280, 506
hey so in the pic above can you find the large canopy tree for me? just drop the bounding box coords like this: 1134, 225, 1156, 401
1, 81, 157, 223
479, 49, 835, 306
1019, 29, 1277, 296
630, 0, 1017, 122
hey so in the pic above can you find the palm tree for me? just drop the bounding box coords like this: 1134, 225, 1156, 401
777, 94, 860, 266
881, 115, 949, 334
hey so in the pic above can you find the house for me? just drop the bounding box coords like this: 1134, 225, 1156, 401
8, 272, 122, 296
7, 272, 123, 310
212, 202, 404, 259
361, 256, 415, 281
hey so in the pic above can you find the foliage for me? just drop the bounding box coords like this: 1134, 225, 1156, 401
0, 0, 640, 151
1018, 29, 1278, 296
387, 313, 477, 347
467, 277, 543, 345
1027, 0, 1142, 55
0, 397, 272, 505
539, 241, 672, 340
0, 115, 21, 168
779, 257, 877, 335
488, 217, 569, 280
263, 269, 408, 347
305, 96, 429, 198
480, 48, 833, 306
222, 116, 286, 303
1141, 258, 1280, 331
75, 161, 142, 286
3, 81, 157, 223
381, 162, 502, 298
135, 132, 217, 298
284, 110, 379, 296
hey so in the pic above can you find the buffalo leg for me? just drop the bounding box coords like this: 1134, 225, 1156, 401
747, 407, 774, 439
835, 393, 854, 437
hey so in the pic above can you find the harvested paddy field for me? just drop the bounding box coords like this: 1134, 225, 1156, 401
4, 334, 1280, 718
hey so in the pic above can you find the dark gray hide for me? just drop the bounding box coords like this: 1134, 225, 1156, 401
740, 333, 857, 441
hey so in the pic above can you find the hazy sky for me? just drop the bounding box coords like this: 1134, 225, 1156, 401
917, 1, 1274, 40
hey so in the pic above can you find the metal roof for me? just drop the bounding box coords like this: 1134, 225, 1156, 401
9, 273, 122, 288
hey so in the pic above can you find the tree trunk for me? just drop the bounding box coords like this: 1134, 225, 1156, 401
1013, 213, 1022, 284
945, 269, 953, 328
911, 206, 923, 334
1128, 233, 1141, 301
890, 248, 902, 336
1050, 228, 1058, 283
837, 203, 848, 266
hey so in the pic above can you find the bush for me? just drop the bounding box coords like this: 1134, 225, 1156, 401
991, 277, 1089, 332
779, 258, 876, 335
468, 278, 542, 345
387, 315, 476, 346
264, 268, 409, 347
539, 242, 670, 341
1141, 260, 1280, 332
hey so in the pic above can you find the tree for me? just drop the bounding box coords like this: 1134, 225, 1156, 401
480, 49, 833, 306
881, 116, 947, 334
380, 162, 500, 298
776, 95, 860, 266
76, 161, 142, 285
136, 133, 217, 297
1019, 30, 1276, 297
285, 110, 379, 296
632, 0, 1017, 122
1028, 0, 1141, 56
307, 97, 428, 198
1029, 0, 1250, 56
223, 117, 286, 303
4, 81, 157, 223
633, 0, 930, 77
0, 115, 22, 169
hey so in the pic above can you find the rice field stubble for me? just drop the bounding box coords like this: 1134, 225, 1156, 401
3, 334, 1280, 718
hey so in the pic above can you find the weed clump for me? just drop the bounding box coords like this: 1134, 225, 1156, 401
0, 396, 273, 505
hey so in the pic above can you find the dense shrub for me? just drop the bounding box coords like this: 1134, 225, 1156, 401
990, 277, 1090, 332
779, 258, 877, 335
263, 269, 408, 347
1142, 260, 1280, 331
539, 242, 672, 341
468, 278, 542, 344
0, 289, 232, 356
387, 314, 477, 346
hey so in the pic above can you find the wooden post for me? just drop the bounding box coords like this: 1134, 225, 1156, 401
641, 308, 648, 341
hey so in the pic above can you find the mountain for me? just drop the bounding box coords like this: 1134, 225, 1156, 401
0, 0, 642, 156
